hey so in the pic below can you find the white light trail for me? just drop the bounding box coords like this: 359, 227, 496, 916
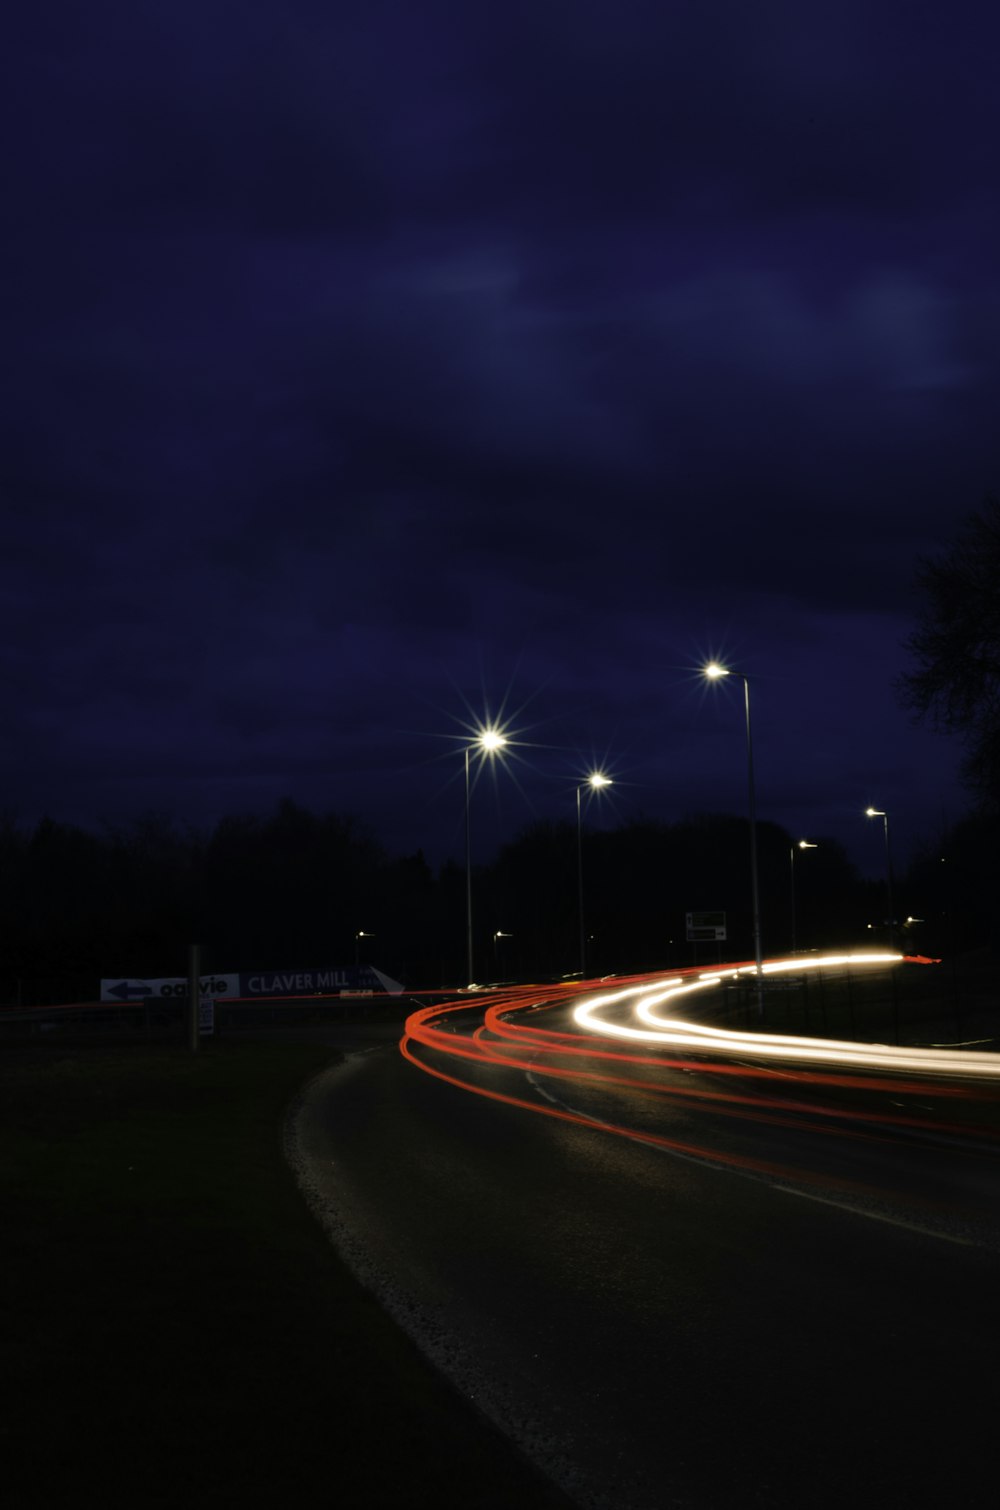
572, 953, 1000, 1077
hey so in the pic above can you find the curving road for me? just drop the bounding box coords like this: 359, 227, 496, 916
289, 956, 1000, 1510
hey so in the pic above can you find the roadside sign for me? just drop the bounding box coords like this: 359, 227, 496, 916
686, 910, 727, 942
101, 965, 406, 1004
239, 966, 404, 997
101, 975, 238, 1002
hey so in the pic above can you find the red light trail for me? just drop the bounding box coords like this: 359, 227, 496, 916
401, 956, 1000, 1203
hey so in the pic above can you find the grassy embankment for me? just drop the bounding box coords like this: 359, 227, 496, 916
1, 1041, 571, 1510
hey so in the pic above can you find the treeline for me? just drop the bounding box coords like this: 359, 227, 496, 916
0, 799, 993, 1005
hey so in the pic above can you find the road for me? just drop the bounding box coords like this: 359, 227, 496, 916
287, 960, 1000, 1510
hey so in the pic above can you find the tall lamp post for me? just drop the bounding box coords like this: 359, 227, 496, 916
703, 662, 764, 1015
865, 807, 895, 948
789, 841, 817, 954
354, 930, 375, 969
465, 728, 508, 985
493, 930, 512, 975
576, 772, 613, 976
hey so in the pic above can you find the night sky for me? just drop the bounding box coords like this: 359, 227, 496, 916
5, 2, 998, 879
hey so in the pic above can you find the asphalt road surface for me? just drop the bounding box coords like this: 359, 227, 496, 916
287, 976, 1000, 1510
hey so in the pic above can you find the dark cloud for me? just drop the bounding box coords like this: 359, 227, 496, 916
2, 1, 996, 879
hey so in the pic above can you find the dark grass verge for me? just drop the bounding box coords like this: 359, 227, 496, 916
0, 1042, 574, 1510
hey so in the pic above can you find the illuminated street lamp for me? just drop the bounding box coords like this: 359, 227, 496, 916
465, 727, 508, 984
493, 930, 512, 974
703, 662, 764, 1014
789, 841, 818, 954
865, 807, 895, 948
576, 772, 613, 976
354, 930, 375, 968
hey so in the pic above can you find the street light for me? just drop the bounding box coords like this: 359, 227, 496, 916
465, 727, 508, 985
576, 772, 613, 976
492, 930, 512, 974
789, 841, 817, 954
703, 662, 764, 1015
865, 807, 895, 948
354, 930, 375, 968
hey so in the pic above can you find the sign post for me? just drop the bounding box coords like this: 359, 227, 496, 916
188, 943, 201, 1055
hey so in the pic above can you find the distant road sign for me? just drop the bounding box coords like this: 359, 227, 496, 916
100, 975, 237, 1002
100, 966, 405, 1003
239, 966, 404, 997
686, 911, 727, 942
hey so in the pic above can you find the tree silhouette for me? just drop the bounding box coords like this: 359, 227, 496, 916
899, 497, 1000, 805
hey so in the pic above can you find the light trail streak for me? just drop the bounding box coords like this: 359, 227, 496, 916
571, 952, 1000, 1079
398, 1034, 827, 1181
400, 954, 1000, 1201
